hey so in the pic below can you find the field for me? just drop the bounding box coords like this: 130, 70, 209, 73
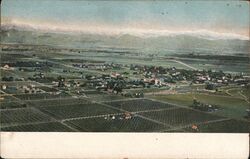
88, 94, 126, 101
139, 108, 225, 127
27, 98, 90, 107
38, 86, 58, 92
14, 92, 70, 100
1, 91, 250, 132
85, 91, 126, 101
179, 58, 250, 74
105, 99, 174, 112
37, 103, 122, 120
1, 122, 74, 132
183, 119, 250, 133
0, 81, 39, 87
0, 101, 27, 109
65, 116, 167, 132
0, 95, 19, 102
0, 108, 53, 127
150, 93, 250, 119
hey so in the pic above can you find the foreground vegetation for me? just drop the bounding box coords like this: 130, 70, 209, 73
149, 92, 250, 119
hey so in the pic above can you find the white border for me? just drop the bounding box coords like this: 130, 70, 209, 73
1, 132, 249, 159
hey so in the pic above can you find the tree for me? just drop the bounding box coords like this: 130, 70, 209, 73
2, 76, 14, 81
205, 83, 215, 90
193, 98, 199, 107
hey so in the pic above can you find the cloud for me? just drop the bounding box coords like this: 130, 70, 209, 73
2, 17, 249, 41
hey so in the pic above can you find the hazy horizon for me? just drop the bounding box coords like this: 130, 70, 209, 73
2, 0, 249, 40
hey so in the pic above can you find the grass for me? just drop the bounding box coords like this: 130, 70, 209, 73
189, 84, 206, 90
227, 88, 242, 97
212, 85, 250, 100
242, 87, 250, 99
150, 93, 250, 119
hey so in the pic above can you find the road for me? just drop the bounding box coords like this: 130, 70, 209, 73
170, 59, 197, 70
239, 91, 250, 104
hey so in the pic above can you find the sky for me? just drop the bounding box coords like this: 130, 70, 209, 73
1, 0, 249, 39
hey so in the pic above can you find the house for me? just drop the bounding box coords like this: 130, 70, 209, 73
1, 84, 7, 90
2, 64, 14, 70
124, 112, 132, 119
111, 72, 121, 78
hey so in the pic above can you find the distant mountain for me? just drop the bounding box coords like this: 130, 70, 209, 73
1, 27, 249, 56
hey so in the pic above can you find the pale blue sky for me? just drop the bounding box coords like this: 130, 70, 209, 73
2, 0, 249, 36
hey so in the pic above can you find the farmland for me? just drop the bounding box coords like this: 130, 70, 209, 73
150, 92, 250, 119
0, 108, 53, 127
105, 99, 174, 112
85, 91, 126, 102
65, 116, 167, 132
0, 101, 27, 109
14, 92, 70, 100
0, 42, 249, 132
27, 98, 90, 107
37, 103, 122, 120
139, 108, 224, 127
1, 122, 74, 132
183, 119, 250, 133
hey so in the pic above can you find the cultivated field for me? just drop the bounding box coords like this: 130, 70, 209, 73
1, 122, 74, 132
14, 92, 70, 100
27, 98, 90, 107
65, 116, 167, 132
150, 92, 250, 119
0, 101, 27, 109
105, 99, 174, 112
139, 108, 225, 127
85, 91, 126, 102
37, 103, 122, 120
183, 119, 250, 133
0, 108, 53, 127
